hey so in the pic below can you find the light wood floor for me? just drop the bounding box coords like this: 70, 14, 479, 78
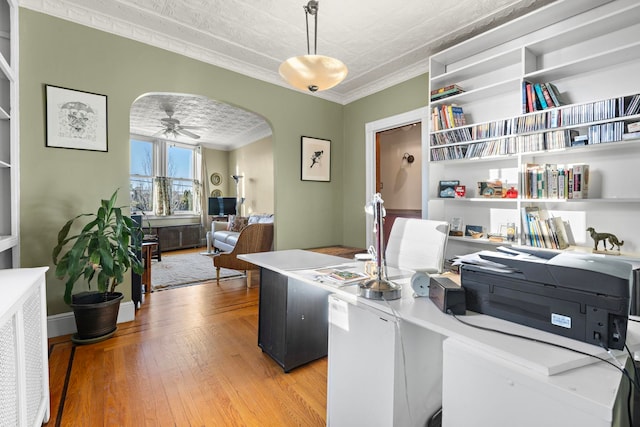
46, 247, 339, 427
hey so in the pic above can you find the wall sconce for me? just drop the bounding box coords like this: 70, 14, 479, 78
402, 153, 415, 164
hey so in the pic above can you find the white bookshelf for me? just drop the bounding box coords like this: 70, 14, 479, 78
0, 0, 17, 268
427, 0, 640, 257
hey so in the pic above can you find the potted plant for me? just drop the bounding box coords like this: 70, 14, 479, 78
52, 189, 144, 343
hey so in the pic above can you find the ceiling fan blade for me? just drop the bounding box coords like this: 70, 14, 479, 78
177, 125, 206, 130
176, 128, 201, 139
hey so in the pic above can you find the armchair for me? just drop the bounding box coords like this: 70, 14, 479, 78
213, 223, 274, 287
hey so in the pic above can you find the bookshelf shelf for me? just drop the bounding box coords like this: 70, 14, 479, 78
524, 41, 640, 84
524, 3, 640, 57
0, 234, 17, 252
0, 0, 18, 267
428, 0, 640, 256
430, 49, 521, 87
430, 78, 521, 109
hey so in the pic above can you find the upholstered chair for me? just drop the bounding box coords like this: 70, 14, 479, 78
213, 223, 274, 287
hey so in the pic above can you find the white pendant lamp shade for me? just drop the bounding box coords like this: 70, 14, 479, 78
279, 54, 348, 92
280, 1, 347, 92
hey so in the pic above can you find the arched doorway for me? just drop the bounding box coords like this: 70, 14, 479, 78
129, 92, 274, 220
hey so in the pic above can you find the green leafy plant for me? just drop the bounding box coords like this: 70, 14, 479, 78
52, 190, 144, 305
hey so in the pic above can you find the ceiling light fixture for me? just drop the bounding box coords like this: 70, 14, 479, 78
279, 1, 348, 93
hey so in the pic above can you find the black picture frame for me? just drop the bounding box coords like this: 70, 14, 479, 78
45, 84, 108, 152
301, 136, 331, 182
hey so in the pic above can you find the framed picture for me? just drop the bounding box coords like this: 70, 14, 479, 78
465, 225, 483, 237
439, 180, 460, 198
46, 84, 108, 152
301, 136, 331, 182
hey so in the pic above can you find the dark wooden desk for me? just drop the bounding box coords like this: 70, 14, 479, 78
142, 242, 158, 294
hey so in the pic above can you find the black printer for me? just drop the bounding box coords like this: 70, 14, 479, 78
460, 248, 633, 350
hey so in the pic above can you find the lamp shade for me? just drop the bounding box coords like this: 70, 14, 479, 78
279, 54, 348, 92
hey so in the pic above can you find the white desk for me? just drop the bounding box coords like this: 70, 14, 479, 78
241, 250, 639, 426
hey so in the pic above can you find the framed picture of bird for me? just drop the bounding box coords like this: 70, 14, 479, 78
301, 136, 331, 182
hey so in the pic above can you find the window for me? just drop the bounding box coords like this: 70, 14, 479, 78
130, 139, 154, 212
130, 136, 201, 215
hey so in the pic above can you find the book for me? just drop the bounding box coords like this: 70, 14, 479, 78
524, 206, 541, 247
451, 106, 466, 126
317, 269, 369, 284
526, 83, 535, 112
545, 82, 564, 106
540, 83, 556, 108
571, 164, 589, 199
430, 84, 464, 101
430, 84, 464, 96
550, 216, 570, 249
547, 164, 559, 199
520, 207, 532, 245
534, 83, 548, 109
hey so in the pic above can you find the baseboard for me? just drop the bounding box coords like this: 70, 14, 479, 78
47, 300, 136, 338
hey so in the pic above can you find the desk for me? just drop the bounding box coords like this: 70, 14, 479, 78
142, 241, 158, 294
241, 250, 639, 427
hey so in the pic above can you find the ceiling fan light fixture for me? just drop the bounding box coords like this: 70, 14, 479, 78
280, 1, 347, 93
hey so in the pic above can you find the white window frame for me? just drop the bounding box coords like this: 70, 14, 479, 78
130, 134, 202, 217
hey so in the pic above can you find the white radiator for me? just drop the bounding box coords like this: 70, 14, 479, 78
0, 267, 50, 426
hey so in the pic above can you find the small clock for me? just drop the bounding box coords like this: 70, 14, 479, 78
411, 271, 431, 297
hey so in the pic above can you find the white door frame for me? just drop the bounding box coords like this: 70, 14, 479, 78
364, 107, 430, 248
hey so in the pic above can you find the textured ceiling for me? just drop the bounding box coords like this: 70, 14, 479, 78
129, 93, 272, 150
22, 0, 557, 149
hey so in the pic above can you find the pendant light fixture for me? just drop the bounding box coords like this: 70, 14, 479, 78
279, 1, 348, 92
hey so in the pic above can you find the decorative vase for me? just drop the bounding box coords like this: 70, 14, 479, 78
70, 291, 123, 343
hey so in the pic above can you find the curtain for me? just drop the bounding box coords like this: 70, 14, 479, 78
154, 177, 172, 216
196, 146, 208, 232
193, 179, 202, 215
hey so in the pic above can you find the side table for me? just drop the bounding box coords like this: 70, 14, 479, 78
142, 241, 158, 294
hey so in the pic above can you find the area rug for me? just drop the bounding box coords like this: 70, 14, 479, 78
151, 252, 244, 291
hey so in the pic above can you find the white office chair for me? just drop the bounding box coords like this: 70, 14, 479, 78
385, 218, 450, 274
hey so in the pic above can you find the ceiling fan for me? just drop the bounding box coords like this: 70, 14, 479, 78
154, 106, 203, 139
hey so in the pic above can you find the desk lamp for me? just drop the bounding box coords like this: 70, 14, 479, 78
359, 193, 401, 300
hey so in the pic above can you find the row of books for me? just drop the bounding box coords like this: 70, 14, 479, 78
430, 84, 465, 102
560, 98, 620, 126
430, 130, 577, 161
587, 121, 624, 144
521, 163, 589, 199
432, 92, 640, 144
432, 110, 569, 144
432, 104, 467, 130
521, 206, 571, 250
522, 81, 564, 113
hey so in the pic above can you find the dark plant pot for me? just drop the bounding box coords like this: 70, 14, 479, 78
70, 291, 123, 341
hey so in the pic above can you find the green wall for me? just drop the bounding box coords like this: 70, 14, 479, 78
19, 9, 428, 316
341, 75, 430, 248
19, 9, 344, 315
